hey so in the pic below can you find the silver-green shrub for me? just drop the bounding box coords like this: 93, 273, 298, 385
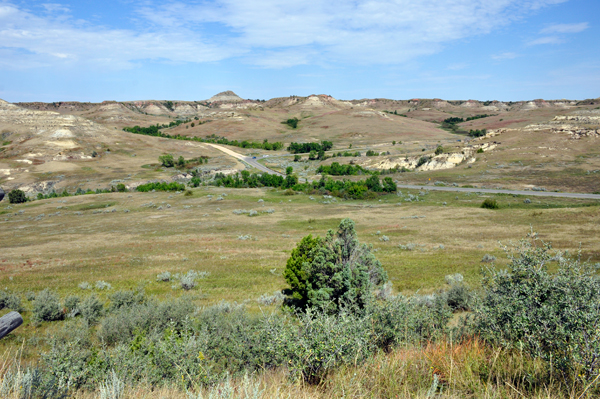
481, 254, 496, 263
80, 295, 104, 324
64, 295, 81, 318
33, 289, 63, 322
95, 281, 112, 290
443, 273, 473, 311
0, 290, 22, 312
109, 290, 145, 312
99, 370, 125, 399
156, 271, 171, 282
473, 235, 600, 384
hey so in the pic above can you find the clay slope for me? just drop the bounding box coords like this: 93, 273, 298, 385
207, 91, 244, 103
0, 100, 122, 161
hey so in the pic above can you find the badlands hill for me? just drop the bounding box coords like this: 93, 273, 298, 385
2, 93, 600, 196
207, 90, 244, 103
0, 99, 232, 196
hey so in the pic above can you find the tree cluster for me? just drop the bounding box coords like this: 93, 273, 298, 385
468, 129, 487, 137
213, 172, 396, 199
287, 141, 333, 154
317, 162, 368, 176
123, 125, 283, 151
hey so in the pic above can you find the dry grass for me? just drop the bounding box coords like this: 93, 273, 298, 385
1, 186, 599, 359
3, 337, 595, 398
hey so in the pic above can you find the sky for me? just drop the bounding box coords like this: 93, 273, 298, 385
0, 0, 598, 102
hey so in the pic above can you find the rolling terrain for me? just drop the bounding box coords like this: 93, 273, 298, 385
1, 92, 600, 398
3, 92, 599, 196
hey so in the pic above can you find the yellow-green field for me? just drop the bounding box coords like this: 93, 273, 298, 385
2, 186, 598, 311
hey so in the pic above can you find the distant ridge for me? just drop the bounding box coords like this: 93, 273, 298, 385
207, 91, 243, 103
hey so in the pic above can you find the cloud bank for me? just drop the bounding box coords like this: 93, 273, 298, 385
0, 0, 573, 70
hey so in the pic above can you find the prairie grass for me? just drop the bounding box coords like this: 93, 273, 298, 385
1, 186, 599, 356
1, 338, 595, 398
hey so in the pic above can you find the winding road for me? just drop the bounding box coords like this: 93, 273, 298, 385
205, 144, 600, 200
205, 143, 284, 176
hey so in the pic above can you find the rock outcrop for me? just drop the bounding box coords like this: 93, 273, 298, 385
363, 143, 496, 172
207, 91, 244, 103
525, 115, 600, 139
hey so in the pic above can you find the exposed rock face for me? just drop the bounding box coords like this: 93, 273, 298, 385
525, 115, 600, 139
208, 91, 243, 103
363, 143, 495, 172
18, 180, 58, 197
0, 100, 120, 161
174, 103, 208, 115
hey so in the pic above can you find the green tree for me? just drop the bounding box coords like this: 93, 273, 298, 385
8, 189, 27, 204
283, 219, 387, 314
365, 175, 382, 192
282, 235, 321, 310
177, 156, 185, 167
309, 150, 317, 160
159, 154, 175, 167
293, 155, 301, 162
382, 177, 397, 193
286, 166, 293, 175
435, 146, 444, 155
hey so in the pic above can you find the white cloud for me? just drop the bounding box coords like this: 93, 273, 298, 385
541, 22, 588, 34
0, 0, 572, 70
492, 52, 519, 60
41, 3, 71, 13
0, 3, 235, 70
528, 36, 565, 45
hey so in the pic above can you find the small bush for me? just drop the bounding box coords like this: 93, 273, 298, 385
481, 198, 499, 209
33, 289, 64, 322
109, 290, 145, 312
443, 273, 472, 311
64, 295, 81, 317
289, 310, 373, 383
524, 198, 531, 204
481, 254, 496, 263
99, 370, 125, 399
169, 270, 209, 290
159, 154, 174, 167
95, 280, 112, 290
8, 189, 27, 204
156, 271, 171, 282
78, 281, 91, 290
398, 243, 416, 251
473, 235, 600, 383
98, 298, 195, 345
80, 295, 103, 324
0, 290, 23, 311
257, 291, 285, 306
283, 117, 299, 129
416, 156, 430, 168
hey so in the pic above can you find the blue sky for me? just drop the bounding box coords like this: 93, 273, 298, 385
0, 0, 598, 102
